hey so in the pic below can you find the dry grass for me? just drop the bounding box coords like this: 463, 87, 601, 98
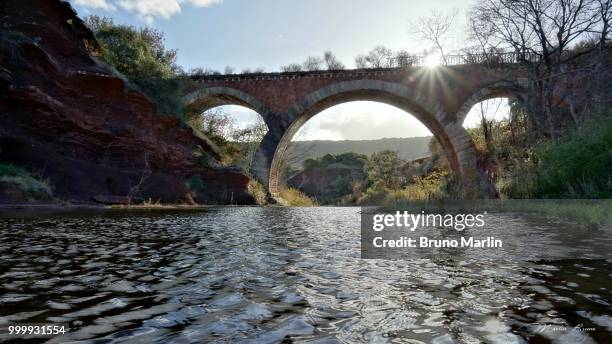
278, 188, 318, 207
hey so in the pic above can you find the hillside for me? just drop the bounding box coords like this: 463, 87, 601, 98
286, 137, 432, 167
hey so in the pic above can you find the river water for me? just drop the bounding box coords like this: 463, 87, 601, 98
0, 207, 611, 343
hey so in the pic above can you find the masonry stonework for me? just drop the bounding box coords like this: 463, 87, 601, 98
183, 65, 531, 198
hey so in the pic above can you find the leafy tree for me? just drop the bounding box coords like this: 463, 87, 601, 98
84, 15, 185, 117
302, 152, 367, 171
365, 150, 405, 190
303, 158, 320, 171
335, 152, 368, 167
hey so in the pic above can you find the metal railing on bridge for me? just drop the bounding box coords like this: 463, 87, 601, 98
388, 51, 540, 68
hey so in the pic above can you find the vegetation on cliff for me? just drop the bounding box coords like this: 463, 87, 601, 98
85, 16, 186, 118
0, 163, 53, 200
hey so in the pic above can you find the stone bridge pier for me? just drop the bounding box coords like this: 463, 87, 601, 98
183, 65, 530, 198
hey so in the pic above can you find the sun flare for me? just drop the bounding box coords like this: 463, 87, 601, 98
424, 54, 441, 68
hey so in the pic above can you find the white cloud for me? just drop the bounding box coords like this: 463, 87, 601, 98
117, 0, 181, 22
74, 0, 116, 11
294, 101, 433, 141
73, 0, 222, 23
183, 0, 223, 7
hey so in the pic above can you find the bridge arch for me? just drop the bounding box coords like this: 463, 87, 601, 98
183, 86, 272, 121
260, 80, 486, 198
455, 82, 528, 125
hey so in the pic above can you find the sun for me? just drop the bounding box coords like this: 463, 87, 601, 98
424, 54, 441, 68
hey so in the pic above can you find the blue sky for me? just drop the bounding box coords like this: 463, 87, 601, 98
71, 0, 508, 140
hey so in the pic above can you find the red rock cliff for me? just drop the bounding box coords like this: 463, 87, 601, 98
0, 0, 254, 204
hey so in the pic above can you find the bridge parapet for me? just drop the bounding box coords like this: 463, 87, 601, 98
190, 67, 418, 84
186, 64, 530, 116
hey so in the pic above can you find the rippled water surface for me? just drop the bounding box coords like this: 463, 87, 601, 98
0, 207, 611, 343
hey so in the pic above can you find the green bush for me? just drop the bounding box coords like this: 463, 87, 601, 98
0, 163, 53, 200
0, 163, 28, 177
537, 118, 612, 198
85, 16, 186, 118
247, 179, 268, 205
303, 152, 367, 171
186, 175, 205, 195
365, 150, 405, 190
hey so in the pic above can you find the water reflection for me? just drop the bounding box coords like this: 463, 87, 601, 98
0, 207, 610, 343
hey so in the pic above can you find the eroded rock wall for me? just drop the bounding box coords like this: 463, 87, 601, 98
0, 0, 254, 204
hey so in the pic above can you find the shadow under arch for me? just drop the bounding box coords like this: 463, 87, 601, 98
455, 81, 528, 126
264, 80, 484, 198
183, 86, 272, 122
183, 86, 271, 175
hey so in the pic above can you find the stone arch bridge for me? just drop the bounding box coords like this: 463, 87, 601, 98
183, 65, 531, 198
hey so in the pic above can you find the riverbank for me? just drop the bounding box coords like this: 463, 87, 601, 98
379, 199, 612, 232
0, 201, 217, 217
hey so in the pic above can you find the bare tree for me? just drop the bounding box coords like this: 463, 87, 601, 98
393, 50, 420, 67
410, 9, 459, 64
593, 0, 612, 47
281, 63, 303, 72
302, 56, 324, 71
232, 116, 268, 173
476, 98, 504, 151
354, 55, 369, 68
354, 45, 394, 68
470, 0, 603, 136
323, 51, 346, 70
224, 66, 235, 74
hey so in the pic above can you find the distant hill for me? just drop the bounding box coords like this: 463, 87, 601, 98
286, 137, 432, 168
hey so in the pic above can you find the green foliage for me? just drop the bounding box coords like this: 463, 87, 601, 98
0, 163, 53, 200
186, 175, 205, 195
0, 163, 28, 177
357, 168, 460, 205
187, 109, 268, 173
85, 15, 185, 117
192, 145, 211, 168
466, 101, 611, 199
365, 150, 405, 190
86, 16, 179, 79
247, 180, 268, 205
303, 152, 367, 171
295, 152, 368, 205
537, 117, 612, 198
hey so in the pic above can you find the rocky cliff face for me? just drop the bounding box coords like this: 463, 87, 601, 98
0, 0, 254, 204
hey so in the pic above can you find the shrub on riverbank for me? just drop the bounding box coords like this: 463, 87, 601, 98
278, 188, 317, 206
536, 117, 612, 198
247, 180, 268, 205
0, 163, 53, 200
